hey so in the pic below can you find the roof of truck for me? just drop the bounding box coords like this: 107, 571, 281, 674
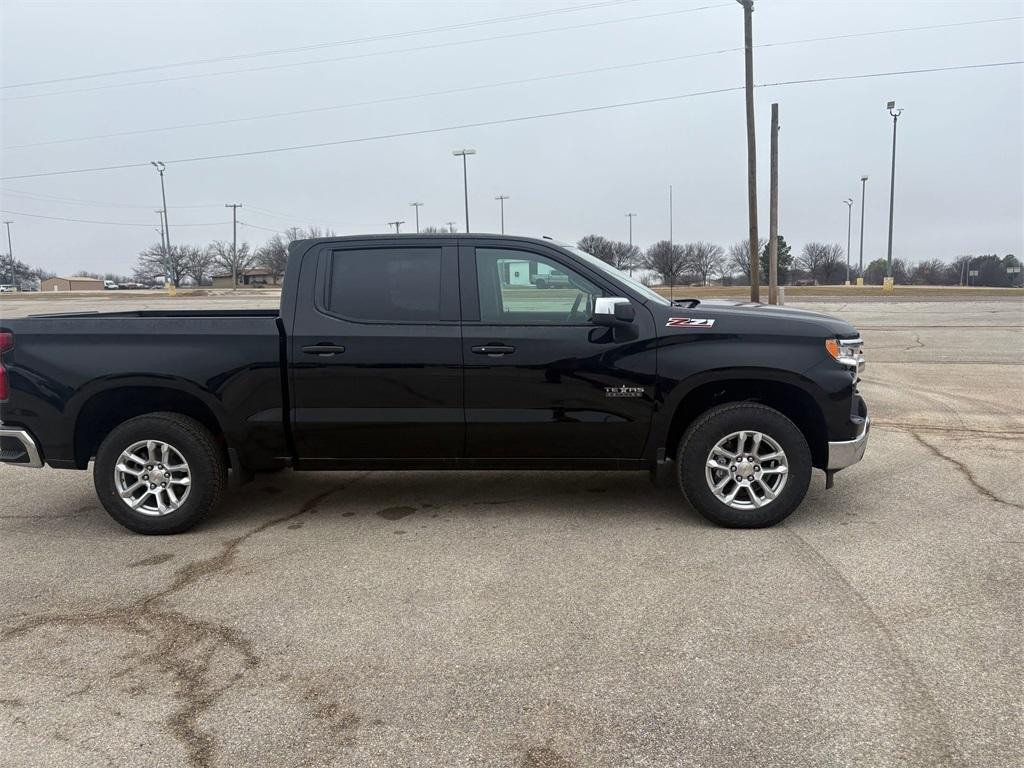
290, 233, 572, 248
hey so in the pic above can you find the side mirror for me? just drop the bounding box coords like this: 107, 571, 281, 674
592, 297, 635, 327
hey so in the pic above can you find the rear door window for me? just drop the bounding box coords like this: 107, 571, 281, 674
327, 247, 442, 323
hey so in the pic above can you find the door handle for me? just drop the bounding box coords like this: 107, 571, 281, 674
302, 343, 346, 356
471, 344, 515, 356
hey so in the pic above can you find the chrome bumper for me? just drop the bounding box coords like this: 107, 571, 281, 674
827, 417, 870, 471
0, 424, 44, 468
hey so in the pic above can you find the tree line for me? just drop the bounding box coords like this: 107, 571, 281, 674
130, 226, 334, 287
575, 234, 1021, 288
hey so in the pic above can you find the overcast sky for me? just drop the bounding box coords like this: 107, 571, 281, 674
1, 0, 1022, 277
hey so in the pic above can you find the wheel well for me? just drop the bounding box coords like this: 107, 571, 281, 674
74, 386, 226, 468
665, 379, 828, 469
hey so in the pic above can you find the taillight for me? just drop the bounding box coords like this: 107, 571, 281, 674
0, 331, 12, 401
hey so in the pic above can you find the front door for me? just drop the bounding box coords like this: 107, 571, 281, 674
460, 243, 656, 461
289, 240, 463, 461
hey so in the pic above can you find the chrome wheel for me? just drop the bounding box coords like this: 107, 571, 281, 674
705, 430, 789, 510
114, 439, 191, 516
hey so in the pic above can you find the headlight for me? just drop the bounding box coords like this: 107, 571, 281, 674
825, 336, 865, 373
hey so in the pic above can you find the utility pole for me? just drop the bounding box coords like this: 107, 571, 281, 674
3, 220, 13, 286
843, 198, 854, 285
446, 221, 457, 234
885, 101, 903, 280
626, 212, 636, 275
387, 220, 405, 234
668, 185, 674, 302
225, 203, 242, 290
409, 202, 423, 233
767, 103, 779, 305
495, 195, 509, 234
150, 161, 172, 290
452, 149, 476, 233
737, 0, 759, 302
858, 175, 868, 279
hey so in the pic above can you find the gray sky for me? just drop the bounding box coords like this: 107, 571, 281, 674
1, 0, 1022, 277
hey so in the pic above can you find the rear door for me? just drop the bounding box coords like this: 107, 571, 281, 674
289, 239, 463, 462
459, 241, 656, 461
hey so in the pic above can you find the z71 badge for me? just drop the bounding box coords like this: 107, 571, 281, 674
605, 386, 645, 398
666, 317, 715, 328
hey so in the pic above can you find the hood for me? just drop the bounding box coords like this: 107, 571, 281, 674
652, 299, 858, 338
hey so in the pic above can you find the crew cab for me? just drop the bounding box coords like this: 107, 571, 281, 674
0, 234, 869, 534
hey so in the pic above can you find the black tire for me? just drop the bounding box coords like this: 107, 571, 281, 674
677, 403, 811, 528
535, 278, 547, 289
93, 412, 227, 534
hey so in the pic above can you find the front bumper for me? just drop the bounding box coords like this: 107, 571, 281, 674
827, 416, 870, 470
0, 423, 44, 468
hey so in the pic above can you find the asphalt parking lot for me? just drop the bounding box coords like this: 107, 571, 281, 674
1, 295, 1021, 767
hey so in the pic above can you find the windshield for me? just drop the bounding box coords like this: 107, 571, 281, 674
564, 246, 670, 305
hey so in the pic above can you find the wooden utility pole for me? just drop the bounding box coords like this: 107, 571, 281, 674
737, 0, 759, 302
225, 203, 242, 290
768, 102, 779, 305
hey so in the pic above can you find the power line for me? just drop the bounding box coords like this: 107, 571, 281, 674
0, 209, 229, 227
1, 5, 731, 102
1, 0, 640, 89
2, 60, 1019, 182
0, 188, 221, 209
6, 14, 1018, 151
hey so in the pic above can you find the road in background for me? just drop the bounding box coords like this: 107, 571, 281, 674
1, 296, 1021, 767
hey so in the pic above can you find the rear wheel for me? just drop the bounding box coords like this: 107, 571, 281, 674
677, 403, 811, 528
94, 412, 227, 534
535, 278, 547, 289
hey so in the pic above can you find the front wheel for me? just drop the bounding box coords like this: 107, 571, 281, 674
94, 412, 227, 534
677, 403, 811, 528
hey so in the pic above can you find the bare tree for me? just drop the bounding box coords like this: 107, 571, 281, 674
798, 242, 845, 284
421, 225, 449, 234
726, 238, 766, 284
910, 259, 947, 285
643, 240, 686, 286
609, 241, 642, 272
577, 234, 615, 265
684, 241, 726, 286
256, 234, 289, 283
179, 245, 214, 286
208, 240, 255, 286
134, 243, 189, 287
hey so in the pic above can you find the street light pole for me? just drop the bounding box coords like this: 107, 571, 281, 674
858, 175, 868, 279
843, 198, 853, 284
446, 221, 456, 234
155, 209, 167, 259
150, 161, 172, 289
387, 220, 405, 234
626, 212, 636, 275
409, 202, 423, 233
885, 101, 903, 280
452, 149, 476, 232
225, 204, 242, 290
494, 195, 509, 234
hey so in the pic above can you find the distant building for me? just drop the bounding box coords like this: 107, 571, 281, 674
210, 268, 282, 289
40, 276, 104, 292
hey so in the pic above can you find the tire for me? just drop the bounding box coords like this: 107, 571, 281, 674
677, 403, 811, 528
93, 412, 227, 534
535, 279, 547, 289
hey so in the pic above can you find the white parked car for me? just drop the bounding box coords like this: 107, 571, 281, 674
103, 280, 119, 290
0, 284, 17, 293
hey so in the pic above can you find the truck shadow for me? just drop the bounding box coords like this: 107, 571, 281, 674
215, 468, 708, 531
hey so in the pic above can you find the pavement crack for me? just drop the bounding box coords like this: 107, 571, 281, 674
908, 431, 1023, 510
901, 331, 926, 351
0, 475, 366, 768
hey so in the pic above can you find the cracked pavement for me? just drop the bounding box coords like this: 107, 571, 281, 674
1, 298, 1021, 767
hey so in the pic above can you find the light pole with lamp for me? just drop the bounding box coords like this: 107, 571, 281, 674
885, 100, 903, 280
451, 149, 476, 233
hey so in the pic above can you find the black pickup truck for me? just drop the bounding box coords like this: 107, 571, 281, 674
0, 234, 868, 534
